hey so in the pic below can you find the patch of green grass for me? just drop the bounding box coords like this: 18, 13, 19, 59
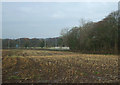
8, 76, 21, 79
95, 71, 100, 75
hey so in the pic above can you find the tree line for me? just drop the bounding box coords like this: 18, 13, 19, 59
61, 10, 120, 54
2, 10, 120, 54
2, 37, 63, 49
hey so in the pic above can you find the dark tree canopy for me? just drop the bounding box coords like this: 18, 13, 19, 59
61, 11, 119, 54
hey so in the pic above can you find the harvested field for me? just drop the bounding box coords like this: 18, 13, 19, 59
2, 49, 118, 83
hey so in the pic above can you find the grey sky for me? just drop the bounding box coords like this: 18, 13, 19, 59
2, 2, 118, 39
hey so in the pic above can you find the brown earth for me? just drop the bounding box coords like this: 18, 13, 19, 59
2, 49, 118, 83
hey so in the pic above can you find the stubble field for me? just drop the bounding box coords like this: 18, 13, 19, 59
2, 49, 118, 83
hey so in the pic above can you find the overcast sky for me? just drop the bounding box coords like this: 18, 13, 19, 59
2, 2, 118, 39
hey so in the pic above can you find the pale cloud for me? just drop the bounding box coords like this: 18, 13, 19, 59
2, 2, 118, 39
1, 0, 119, 2
52, 11, 66, 19
19, 7, 33, 13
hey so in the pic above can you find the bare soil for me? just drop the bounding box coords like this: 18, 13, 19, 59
2, 49, 119, 83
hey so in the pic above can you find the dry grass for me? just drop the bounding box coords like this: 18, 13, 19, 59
2, 49, 118, 83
